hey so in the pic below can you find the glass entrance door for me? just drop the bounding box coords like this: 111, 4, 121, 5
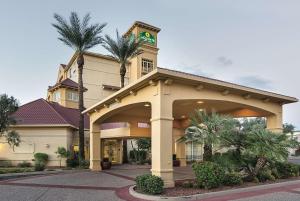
102, 139, 121, 163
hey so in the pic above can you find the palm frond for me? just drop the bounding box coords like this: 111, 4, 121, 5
52, 12, 106, 53
103, 30, 144, 65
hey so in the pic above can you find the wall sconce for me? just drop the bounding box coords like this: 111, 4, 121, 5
45, 144, 50, 148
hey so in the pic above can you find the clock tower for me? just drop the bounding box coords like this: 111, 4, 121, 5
124, 21, 161, 83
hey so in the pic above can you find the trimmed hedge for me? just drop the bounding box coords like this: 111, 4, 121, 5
17, 161, 31, 168
192, 161, 225, 189
223, 173, 243, 186
34, 153, 48, 164
135, 174, 164, 195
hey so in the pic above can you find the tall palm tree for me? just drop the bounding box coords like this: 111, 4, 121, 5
52, 12, 106, 160
179, 110, 235, 161
103, 31, 143, 163
103, 31, 144, 88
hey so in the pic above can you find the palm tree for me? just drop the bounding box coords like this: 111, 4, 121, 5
244, 127, 298, 179
103, 31, 144, 88
52, 12, 106, 160
103, 31, 143, 162
179, 110, 235, 161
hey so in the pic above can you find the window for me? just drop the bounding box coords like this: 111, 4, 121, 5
67, 91, 79, 102
141, 59, 153, 74
53, 91, 61, 102
185, 142, 203, 161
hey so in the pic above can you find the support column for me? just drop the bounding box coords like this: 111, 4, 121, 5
90, 122, 102, 171
150, 80, 174, 188
266, 113, 283, 133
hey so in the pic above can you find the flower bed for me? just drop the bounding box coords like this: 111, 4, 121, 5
162, 176, 300, 197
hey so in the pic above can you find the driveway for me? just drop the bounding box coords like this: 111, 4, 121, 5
0, 165, 300, 201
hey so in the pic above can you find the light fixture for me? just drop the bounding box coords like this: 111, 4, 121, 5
144, 103, 150, 107
181, 115, 186, 119
199, 108, 204, 112
197, 101, 204, 104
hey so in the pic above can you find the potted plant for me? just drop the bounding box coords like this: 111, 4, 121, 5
101, 157, 111, 170
173, 154, 180, 167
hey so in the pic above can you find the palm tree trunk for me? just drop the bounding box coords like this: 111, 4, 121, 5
203, 144, 212, 161
253, 157, 267, 175
77, 53, 85, 161
246, 157, 267, 181
120, 63, 126, 88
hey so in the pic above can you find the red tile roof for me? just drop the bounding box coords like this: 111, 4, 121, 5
12, 99, 89, 129
48, 78, 87, 92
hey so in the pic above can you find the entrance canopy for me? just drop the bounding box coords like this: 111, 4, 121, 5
84, 67, 297, 187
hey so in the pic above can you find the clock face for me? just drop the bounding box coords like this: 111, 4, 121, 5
139, 31, 156, 45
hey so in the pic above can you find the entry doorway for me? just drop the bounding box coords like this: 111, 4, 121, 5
102, 139, 122, 164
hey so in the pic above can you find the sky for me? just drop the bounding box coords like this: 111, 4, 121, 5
0, 0, 299, 128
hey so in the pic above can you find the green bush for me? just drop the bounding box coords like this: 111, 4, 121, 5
223, 173, 243, 186
34, 153, 48, 164
211, 151, 240, 173
257, 169, 275, 182
135, 174, 164, 195
17, 161, 31, 168
34, 163, 45, 171
79, 160, 90, 169
0, 168, 33, 174
192, 161, 225, 189
275, 162, 299, 178
129, 150, 147, 162
66, 158, 79, 168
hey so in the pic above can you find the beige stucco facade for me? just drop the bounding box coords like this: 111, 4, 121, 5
0, 126, 74, 167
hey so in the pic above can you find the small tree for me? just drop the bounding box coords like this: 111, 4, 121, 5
55, 147, 70, 167
179, 110, 235, 161
136, 138, 151, 162
0, 94, 21, 149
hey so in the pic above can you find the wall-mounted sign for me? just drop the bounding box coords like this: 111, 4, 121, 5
139, 32, 156, 45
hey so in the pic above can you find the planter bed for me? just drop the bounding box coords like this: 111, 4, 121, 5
134, 176, 300, 197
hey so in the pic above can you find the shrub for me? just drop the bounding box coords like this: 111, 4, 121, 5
129, 150, 147, 162
192, 161, 225, 189
223, 173, 243, 186
275, 162, 299, 178
17, 161, 31, 168
34, 153, 48, 164
79, 160, 90, 169
66, 158, 79, 168
211, 151, 239, 173
257, 169, 275, 182
34, 163, 45, 171
135, 174, 164, 195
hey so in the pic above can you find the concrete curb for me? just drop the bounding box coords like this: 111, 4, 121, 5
129, 179, 300, 201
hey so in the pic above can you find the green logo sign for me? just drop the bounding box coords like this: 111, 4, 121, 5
139, 32, 155, 45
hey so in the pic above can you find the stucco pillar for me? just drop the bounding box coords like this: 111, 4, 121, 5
266, 113, 283, 133
89, 122, 102, 171
150, 80, 174, 188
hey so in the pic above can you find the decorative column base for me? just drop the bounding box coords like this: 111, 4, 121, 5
90, 159, 102, 171
151, 169, 175, 188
